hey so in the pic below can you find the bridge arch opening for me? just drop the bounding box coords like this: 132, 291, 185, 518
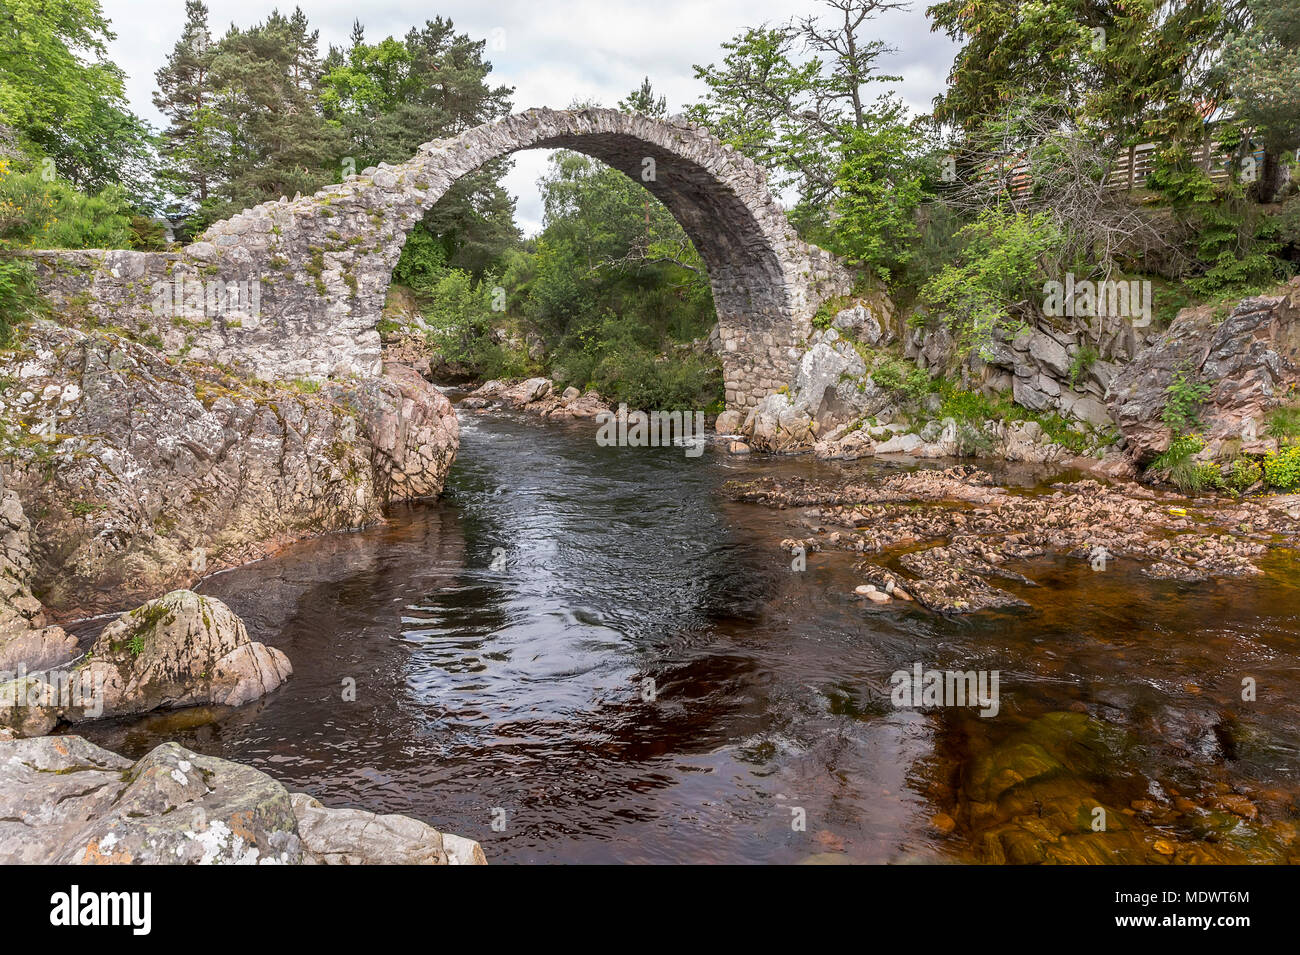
195, 108, 851, 410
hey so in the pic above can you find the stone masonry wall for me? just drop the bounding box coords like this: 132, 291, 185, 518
28, 108, 852, 411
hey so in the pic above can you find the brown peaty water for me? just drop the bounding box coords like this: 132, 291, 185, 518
70, 404, 1300, 863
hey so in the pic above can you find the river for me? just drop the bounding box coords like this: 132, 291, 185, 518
73, 400, 1300, 863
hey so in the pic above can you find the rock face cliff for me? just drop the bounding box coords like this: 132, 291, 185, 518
0, 469, 76, 673
1, 321, 458, 618
736, 289, 1129, 457
1109, 278, 1300, 465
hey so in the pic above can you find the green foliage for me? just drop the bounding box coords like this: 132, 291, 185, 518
318, 17, 518, 273
829, 100, 934, 280
1068, 343, 1100, 389
566, 341, 721, 412
392, 225, 449, 294
1226, 456, 1263, 492
928, 1, 1096, 130
0, 0, 155, 201
1216, 0, 1300, 157
689, 3, 903, 209
811, 295, 851, 331
1266, 402, 1300, 442
1185, 198, 1286, 298
868, 355, 934, 405
919, 209, 1063, 355
1150, 433, 1208, 493
0, 257, 42, 343
0, 167, 134, 248
1160, 368, 1211, 434
1264, 445, 1300, 490
420, 268, 527, 379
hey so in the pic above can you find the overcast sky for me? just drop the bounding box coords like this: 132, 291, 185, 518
101, 0, 957, 233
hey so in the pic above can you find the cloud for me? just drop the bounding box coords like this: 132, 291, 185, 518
102, 0, 956, 234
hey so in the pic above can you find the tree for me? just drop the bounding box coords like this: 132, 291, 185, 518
830, 98, 933, 279
797, 0, 907, 129
201, 8, 344, 222
0, 0, 154, 201
690, 1, 906, 208
619, 77, 667, 117
927, 0, 1103, 131
1217, 0, 1300, 200
153, 0, 222, 212
322, 17, 518, 275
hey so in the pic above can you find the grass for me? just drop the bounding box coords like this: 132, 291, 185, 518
1266, 402, 1300, 443
1149, 434, 1215, 493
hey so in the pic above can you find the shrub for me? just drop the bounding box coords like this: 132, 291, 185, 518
0, 168, 134, 249
392, 224, 449, 294
585, 344, 721, 412
1149, 433, 1210, 493
1226, 456, 1263, 492
919, 209, 1062, 356
1160, 367, 1210, 434
0, 256, 41, 343
1068, 343, 1100, 389
1264, 445, 1300, 491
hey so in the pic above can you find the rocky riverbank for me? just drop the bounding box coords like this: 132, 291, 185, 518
0, 734, 485, 864
726, 464, 1300, 613
0, 584, 487, 863
459, 376, 610, 418
0, 316, 475, 864
1, 321, 458, 618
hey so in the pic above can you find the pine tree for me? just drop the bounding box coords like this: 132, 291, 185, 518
618, 77, 668, 117
153, 0, 221, 212
202, 8, 344, 222
320, 17, 518, 275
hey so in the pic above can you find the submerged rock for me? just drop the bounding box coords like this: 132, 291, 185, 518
0, 735, 486, 865
726, 465, 1287, 615
948, 712, 1295, 864
291, 793, 487, 865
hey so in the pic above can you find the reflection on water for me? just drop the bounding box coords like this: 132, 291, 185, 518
72, 407, 1300, 863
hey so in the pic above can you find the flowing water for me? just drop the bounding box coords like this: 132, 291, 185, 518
72, 401, 1300, 863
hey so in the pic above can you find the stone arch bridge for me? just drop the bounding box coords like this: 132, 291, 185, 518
31, 108, 851, 410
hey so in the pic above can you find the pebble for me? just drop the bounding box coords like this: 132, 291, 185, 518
930, 813, 956, 834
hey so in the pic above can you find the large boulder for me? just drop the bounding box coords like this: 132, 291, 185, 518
1109, 280, 1300, 464
1, 323, 459, 616
66, 589, 290, 720
791, 333, 865, 419
0, 677, 62, 737
832, 301, 893, 347
0, 735, 486, 864
744, 393, 817, 453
